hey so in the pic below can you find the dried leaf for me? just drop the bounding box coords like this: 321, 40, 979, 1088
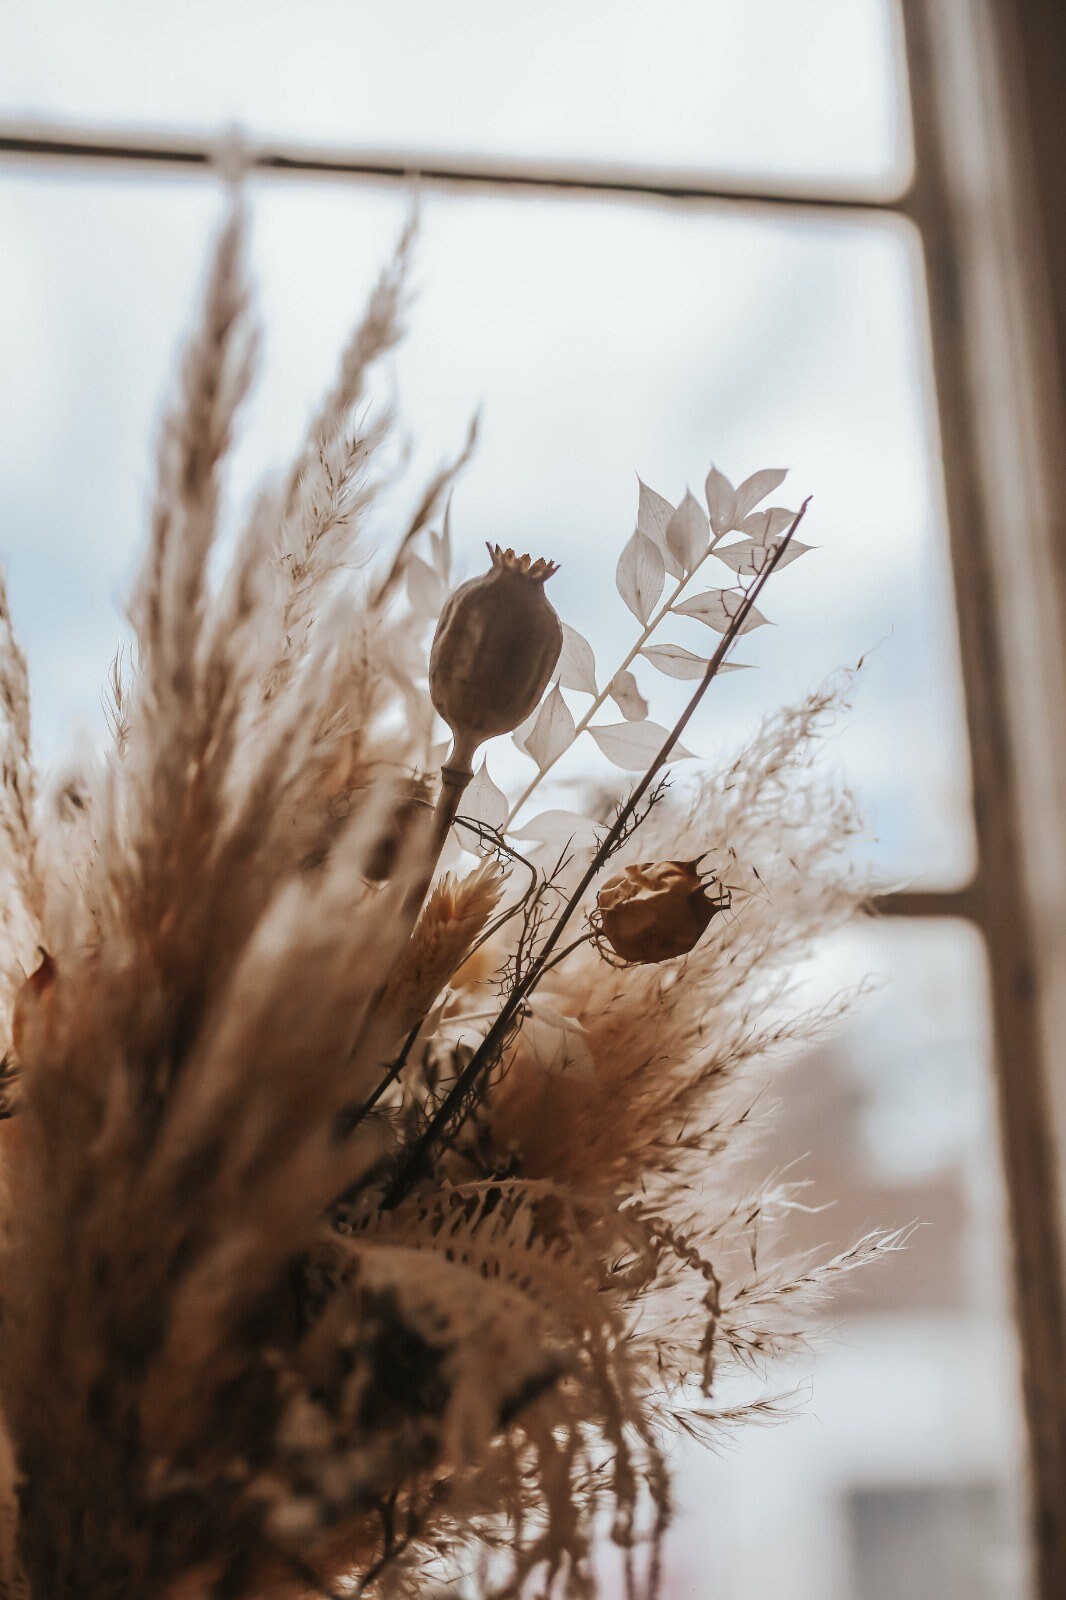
733, 467, 788, 524
526, 998, 587, 1033
511, 809, 605, 848
511, 707, 539, 758
641, 643, 752, 679
615, 529, 665, 624
406, 553, 446, 618
674, 588, 769, 635
429, 499, 454, 580
462, 759, 509, 832
704, 467, 737, 539
714, 539, 761, 577
589, 720, 693, 771
715, 535, 812, 578
665, 491, 709, 575
637, 477, 682, 579
523, 685, 577, 771
641, 643, 711, 680
741, 506, 796, 545
608, 669, 649, 722
524, 1010, 597, 1078
557, 622, 598, 695
415, 993, 450, 1044
769, 538, 812, 570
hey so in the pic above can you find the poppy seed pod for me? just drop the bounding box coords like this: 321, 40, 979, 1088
429, 545, 564, 775
596, 860, 728, 965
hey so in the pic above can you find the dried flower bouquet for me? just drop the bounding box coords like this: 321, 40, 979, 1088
0, 201, 897, 1600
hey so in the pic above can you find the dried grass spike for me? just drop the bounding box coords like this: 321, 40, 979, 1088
382, 856, 506, 1036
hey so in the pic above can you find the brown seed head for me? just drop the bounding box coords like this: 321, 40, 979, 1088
596, 860, 728, 964
429, 546, 563, 774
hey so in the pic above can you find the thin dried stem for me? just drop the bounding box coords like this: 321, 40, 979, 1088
506, 537, 725, 826
384, 500, 811, 1205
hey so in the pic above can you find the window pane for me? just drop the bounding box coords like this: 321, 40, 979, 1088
0, 167, 972, 883
0, 0, 910, 191
647, 920, 1028, 1600
849, 1485, 1019, 1600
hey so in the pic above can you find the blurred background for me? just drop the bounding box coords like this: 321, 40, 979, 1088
4, 2, 1066, 1596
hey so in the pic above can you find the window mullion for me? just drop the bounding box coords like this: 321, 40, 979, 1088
900, 3, 1066, 1594
0, 116, 903, 215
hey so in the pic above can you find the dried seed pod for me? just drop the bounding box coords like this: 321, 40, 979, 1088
596, 860, 728, 965
429, 545, 563, 775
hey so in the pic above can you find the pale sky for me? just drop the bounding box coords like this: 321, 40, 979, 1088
0, 164, 972, 884
0, 0, 964, 889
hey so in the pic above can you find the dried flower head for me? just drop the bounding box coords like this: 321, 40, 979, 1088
381, 855, 506, 1036
429, 543, 563, 775
596, 859, 729, 964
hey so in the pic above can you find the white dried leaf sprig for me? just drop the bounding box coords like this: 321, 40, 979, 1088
505, 465, 808, 824
385, 495, 812, 1209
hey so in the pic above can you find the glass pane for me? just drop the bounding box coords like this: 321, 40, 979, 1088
0, 0, 910, 191
0, 167, 973, 884
648, 920, 1028, 1599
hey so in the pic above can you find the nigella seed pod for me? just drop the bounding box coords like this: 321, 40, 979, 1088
596, 861, 729, 965
429, 545, 564, 775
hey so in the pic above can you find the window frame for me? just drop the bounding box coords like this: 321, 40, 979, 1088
2, 1, 1063, 1592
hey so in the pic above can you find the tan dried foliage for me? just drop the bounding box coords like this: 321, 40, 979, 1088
382, 857, 506, 1039
0, 201, 892, 1600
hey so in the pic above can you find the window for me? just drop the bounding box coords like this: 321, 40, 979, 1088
848, 1482, 1018, 1600
2, 3, 1060, 1596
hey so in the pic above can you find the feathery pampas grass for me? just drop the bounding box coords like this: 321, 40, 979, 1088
0, 195, 900, 1600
